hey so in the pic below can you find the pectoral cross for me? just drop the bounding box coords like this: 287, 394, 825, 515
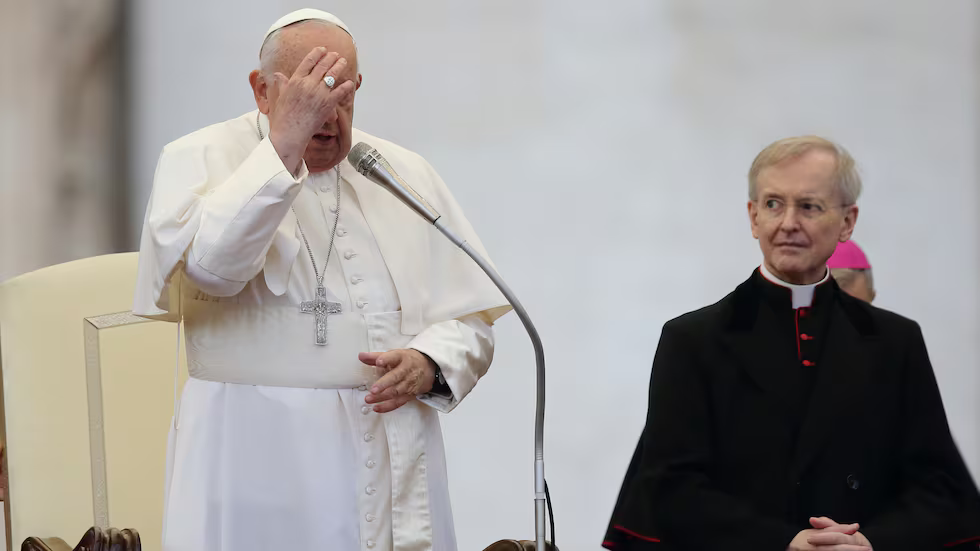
300, 284, 342, 345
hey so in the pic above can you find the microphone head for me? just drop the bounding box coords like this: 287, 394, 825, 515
348, 142, 379, 176
345, 141, 442, 224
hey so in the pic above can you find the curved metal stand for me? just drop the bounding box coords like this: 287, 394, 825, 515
433, 218, 548, 551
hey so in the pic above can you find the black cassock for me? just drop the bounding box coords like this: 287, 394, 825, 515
604, 270, 980, 551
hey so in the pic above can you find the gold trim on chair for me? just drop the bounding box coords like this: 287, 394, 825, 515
82, 313, 153, 531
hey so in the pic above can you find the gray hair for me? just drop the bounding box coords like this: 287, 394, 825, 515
748, 136, 863, 206
258, 20, 356, 75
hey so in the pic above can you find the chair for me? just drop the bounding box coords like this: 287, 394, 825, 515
21, 527, 140, 551
0, 253, 187, 551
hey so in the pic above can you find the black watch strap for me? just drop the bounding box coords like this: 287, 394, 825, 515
414, 349, 452, 398
432, 366, 450, 392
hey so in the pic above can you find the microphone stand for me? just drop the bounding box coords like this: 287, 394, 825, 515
432, 218, 548, 551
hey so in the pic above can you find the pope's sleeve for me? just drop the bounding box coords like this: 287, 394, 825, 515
133, 137, 307, 319
410, 311, 495, 413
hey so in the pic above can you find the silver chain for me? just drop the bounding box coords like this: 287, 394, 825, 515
257, 111, 341, 287
294, 178, 340, 286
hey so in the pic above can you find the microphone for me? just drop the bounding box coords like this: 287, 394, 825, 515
348, 142, 441, 224
347, 141, 552, 549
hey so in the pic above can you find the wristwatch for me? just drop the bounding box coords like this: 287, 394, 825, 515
429, 364, 452, 398
433, 366, 447, 387
413, 349, 452, 399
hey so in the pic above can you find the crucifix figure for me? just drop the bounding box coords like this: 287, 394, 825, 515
300, 284, 342, 345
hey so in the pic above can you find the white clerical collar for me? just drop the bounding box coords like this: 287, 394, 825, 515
306, 166, 339, 188
759, 264, 830, 309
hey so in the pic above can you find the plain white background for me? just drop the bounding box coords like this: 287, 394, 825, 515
130, 1, 980, 549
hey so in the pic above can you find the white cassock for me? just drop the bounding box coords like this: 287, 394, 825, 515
133, 111, 510, 551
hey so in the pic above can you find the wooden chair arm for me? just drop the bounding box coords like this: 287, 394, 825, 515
21, 527, 140, 551
20, 537, 72, 551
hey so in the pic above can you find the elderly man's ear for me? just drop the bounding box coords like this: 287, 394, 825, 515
248, 70, 270, 113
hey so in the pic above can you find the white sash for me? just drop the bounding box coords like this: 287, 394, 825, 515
181, 298, 383, 389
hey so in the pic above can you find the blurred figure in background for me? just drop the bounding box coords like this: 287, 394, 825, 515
828, 240, 875, 303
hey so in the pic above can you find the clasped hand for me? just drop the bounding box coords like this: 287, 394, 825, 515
359, 349, 436, 413
788, 517, 872, 551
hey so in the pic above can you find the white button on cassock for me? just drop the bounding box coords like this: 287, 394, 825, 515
361, 406, 372, 415
319, 185, 330, 192
365, 459, 376, 468
366, 540, 376, 548
366, 486, 377, 495
365, 513, 376, 522
363, 433, 374, 442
